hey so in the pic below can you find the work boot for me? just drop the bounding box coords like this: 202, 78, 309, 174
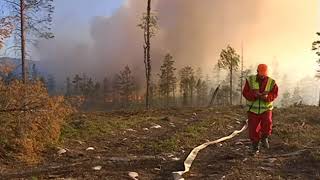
251, 142, 260, 155
261, 137, 270, 149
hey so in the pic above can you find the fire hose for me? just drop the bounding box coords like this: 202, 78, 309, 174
172, 120, 248, 180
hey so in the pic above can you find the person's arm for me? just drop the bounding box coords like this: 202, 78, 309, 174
242, 80, 258, 101
263, 83, 278, 102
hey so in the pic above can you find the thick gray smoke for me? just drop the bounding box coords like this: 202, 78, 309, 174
90, 0, 262, 76
38, 0, 261, 83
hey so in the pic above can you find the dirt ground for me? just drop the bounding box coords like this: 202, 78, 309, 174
1, 106, 320, 180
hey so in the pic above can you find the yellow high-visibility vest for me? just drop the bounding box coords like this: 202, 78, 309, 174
246, 75, 275, 114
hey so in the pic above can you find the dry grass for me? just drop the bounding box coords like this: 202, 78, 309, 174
0, 81, 73, 163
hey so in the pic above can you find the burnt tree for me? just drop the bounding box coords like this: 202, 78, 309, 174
138, 0, 158, 109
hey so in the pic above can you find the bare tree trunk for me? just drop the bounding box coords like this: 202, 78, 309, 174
16, 0, 27, 137
20, 0, 27, 83
143, 45, 148, 107
144, 0, 151, 109
318, 89, 320, 107
240, 43, 244, 105
190, 89, 193, 107
166, 71, 169, 107
230, 65, 233, 105
173, 86, 176, 106
166, 91, 169, 107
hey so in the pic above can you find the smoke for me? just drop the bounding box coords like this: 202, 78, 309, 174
89, 0, 263, 74
36, 0, 319, 104
156, 0, 261, 67
37, 0, 261, 81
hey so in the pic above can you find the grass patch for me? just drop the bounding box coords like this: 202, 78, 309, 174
149, 138, 179, 153
273, 106, 320, 147
148, 116, 222, 153
60, 112, 163, 142
60, 115, 124, 141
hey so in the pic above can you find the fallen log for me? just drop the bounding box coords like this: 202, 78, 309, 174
208, 84, 221, 107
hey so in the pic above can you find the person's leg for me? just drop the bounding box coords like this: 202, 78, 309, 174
248, 112, 261, 151
260, 111, 272, 148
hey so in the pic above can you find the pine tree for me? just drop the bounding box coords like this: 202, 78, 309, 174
46, 74, 56, 94
196, 79, 209, 106
291, 86, 303, 105
218, 45, 240, 105
65, 77, 72, 96
213, 64, 221, 86
79, 73, 89, 95
103, 77, 111, 98
189, 75, 196, 106
196, 79, 202, 106
149, 81, 158, 107
179, 66, 195, 106
280, 90, 291, 107
31, 64, 38, 81
158, 53, 177, 107
118, 66, 135, 106
239, 43, 244, 105
72, 74, 82, 95
201, 80, 209, 104
196, 67, 203, 80
85, 78, 95, 97
4, 0, 54, 83
112, 74, 121, 105
94, 82, 101, 98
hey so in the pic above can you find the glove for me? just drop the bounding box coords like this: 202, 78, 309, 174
253, 90, 260, 99
260, 93, 268, 101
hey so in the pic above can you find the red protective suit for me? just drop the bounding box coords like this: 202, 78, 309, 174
242, 76, 278, 143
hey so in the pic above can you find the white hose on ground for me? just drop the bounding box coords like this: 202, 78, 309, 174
172, 120, 248, 180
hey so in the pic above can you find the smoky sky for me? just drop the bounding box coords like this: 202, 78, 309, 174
38, 0, 262, 82
37, 0, 319, 104
90, 0, 262, 76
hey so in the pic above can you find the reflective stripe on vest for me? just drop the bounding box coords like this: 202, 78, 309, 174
246, 75, 275, 114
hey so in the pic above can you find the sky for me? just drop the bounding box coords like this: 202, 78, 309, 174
52, 0, 125, 42
0, 0, 125, 55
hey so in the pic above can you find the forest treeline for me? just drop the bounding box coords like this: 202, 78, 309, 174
42, 51, 305, 110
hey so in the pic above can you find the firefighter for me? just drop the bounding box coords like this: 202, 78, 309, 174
242, 64, 278, 153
